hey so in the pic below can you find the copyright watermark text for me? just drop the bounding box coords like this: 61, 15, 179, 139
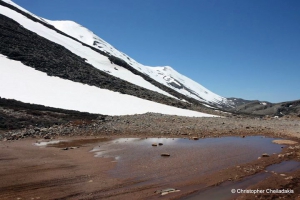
231, 188, 294, 194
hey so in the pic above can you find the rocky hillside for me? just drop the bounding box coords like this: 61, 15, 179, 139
229, 98, 300, 118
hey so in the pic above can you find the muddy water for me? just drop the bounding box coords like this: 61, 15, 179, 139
91, 136, 283, 185
183, 160, 300, 200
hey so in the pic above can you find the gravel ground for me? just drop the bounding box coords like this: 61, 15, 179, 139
2, 113, 300, 141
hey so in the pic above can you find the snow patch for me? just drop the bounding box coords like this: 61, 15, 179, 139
34, 140, 62, 147
0, 55, 218, 117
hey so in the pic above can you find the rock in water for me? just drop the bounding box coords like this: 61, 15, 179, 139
262, 153, 269, 157
155, 188, 180, 196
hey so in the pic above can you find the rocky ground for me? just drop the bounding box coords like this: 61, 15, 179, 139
2, 112, 300, 141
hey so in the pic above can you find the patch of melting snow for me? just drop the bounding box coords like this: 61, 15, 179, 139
34, 140, 63, 147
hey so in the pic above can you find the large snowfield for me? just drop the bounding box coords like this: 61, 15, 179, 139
0, 55, 217, 117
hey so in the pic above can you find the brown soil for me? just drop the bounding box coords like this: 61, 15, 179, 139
0, 134, 300, 200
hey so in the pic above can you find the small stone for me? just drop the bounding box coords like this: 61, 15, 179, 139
44, 135, 51, 139
285, 176, 293, 180
161, 153, 170, 157
286, 152, 293, 157
158, 143, 163, 146
192, 137, 199, 140
280, 174, 286, 176
156, 188, 180, 196
152, 143, 158, 146
62, 147, 69, 150
262, 153, 269, 157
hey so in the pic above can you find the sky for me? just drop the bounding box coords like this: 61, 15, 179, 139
12, 0, 300, 103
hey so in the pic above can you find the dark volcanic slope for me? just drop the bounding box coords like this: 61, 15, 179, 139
0, 97, 104, 131
0, 13, 197, 111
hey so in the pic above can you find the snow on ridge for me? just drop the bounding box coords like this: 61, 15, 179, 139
46, 20, 230, 106
0, 4, 176, 99
150, 66, 228, 104
45, 19, 139, 65
0, 55, 218, 117
1, 0, 48, 23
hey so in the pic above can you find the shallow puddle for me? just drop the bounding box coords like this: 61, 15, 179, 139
183, 160, 300, 200
33, 136, 297, 199
91, 136, 284, 184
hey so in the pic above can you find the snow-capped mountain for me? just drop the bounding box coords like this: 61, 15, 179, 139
46, 19, 230, 107
0, 0, 231, 117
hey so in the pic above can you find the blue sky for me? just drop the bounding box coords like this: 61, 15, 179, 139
13, 0, 300, 103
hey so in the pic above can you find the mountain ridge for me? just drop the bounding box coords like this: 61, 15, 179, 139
0, 0, 232, 117
45, 19, 231, 107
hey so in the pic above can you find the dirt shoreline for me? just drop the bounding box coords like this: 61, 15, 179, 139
1, 114, 300, 199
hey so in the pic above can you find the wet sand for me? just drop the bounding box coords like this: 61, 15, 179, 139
1, 136, 300, 199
